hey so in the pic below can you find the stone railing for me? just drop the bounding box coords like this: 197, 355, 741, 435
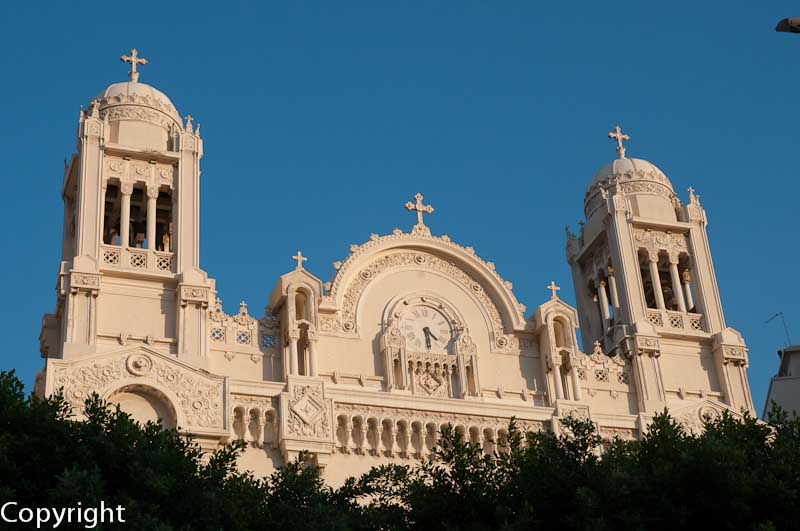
101, 244, 174, 273
332, 405, 546, 459
646, 309, 704, 333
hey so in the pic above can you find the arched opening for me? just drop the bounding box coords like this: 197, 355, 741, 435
554, 318, 568, 349
298, 323, 310, 376
107, 384, 176, 429
295, 291, 308, 321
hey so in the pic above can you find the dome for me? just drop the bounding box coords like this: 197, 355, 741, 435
93, 81, 182, 128
584, 157, 679, 222
92, 81, 182, 150
588, 157, 674, 192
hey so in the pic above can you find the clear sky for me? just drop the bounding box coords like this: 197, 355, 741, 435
1, 1, 797, 414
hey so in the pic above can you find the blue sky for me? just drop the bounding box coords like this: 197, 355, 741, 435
0, 1, 797, 413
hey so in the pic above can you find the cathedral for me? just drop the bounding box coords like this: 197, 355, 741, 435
35, 50, 756, 485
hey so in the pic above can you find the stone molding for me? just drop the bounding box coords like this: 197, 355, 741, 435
321, 230, 526, 332
324, 249, 519, 351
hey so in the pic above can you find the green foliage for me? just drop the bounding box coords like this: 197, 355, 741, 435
1, 369, 799, 530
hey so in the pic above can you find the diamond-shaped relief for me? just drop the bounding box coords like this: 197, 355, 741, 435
291, 393, 324, 425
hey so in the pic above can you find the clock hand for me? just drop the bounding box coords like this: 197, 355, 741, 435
422, 327, 432, 349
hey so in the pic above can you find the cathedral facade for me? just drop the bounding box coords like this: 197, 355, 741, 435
36, 51, 755, 485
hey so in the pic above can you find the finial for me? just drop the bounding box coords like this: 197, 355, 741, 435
239, 301, 249, 316
404, 193, 434, 233
292, 251, 308, 270
688, 186, 700, 205
185, 115, 194, 133
593, 340, 603, 355
546, 281, 560, 300
120, 48, 148, 83
607, 125, 630, 159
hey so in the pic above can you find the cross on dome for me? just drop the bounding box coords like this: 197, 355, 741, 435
405, 193, 434, 229
292, 251, 308, 270
607, 125, 630, 159
547, 281, 560, 300
120, 48, 148, 83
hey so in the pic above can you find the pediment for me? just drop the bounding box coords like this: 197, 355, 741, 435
48, 346, 226, 431
668, 398, 743, 434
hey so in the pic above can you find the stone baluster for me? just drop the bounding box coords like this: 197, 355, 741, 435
375, 422, 384, 457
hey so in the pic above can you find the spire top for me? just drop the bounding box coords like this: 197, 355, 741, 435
292, 251, 308, 270
120, 48, 148, 83
404, 193, 434, 234
607, 125, 630, 159
547, 281, 561, 300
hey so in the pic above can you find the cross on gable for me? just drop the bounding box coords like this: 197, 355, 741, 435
547, 281, 560, 299
292, 251, 308, 270
607, 125, 630, 159
120, 48, 148, 83
405, 193, 434, 229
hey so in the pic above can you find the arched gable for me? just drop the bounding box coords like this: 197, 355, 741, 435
318, 231, 527, 350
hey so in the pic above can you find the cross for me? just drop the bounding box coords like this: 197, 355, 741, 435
547, 281, 560, 299
292, 251, 307, 270
120, 48, 148, 83
405, 193, 434, 227
607, 125, 630, 159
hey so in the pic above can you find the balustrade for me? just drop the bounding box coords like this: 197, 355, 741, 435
101, 244, 174, 273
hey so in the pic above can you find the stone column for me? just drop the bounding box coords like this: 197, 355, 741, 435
119, 182, 133, 248
597, 280, 611, 328
607, 266, 621, 312
289, 336, 299, 375
668, 254, 687, 312
682, 269, 695, 310
146, 186, 158, 251
552, 361, 565, 400
647, 251, 666, 309
570, 365, 583, 401
308, 340, 318, 377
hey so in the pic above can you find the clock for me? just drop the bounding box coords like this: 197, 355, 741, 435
401, 306, 452, 352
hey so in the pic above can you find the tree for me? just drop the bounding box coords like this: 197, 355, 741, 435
1, 368, 798, 530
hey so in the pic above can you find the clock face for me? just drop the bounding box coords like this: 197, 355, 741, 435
402, 306, 452, 352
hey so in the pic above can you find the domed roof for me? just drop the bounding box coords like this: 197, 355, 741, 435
93, 81, 182, 127
589, 157, 673, 191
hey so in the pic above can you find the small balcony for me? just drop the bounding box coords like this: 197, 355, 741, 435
646, 308, 704, 333
101, 244, 174, 273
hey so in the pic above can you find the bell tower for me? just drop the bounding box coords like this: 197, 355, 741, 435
39, 50, 212, 367
566, 127, 755, 416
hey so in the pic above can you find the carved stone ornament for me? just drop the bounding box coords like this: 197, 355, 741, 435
677, 404, 723, 435
180, 285, 209, 307
632, 228, 689, 259
416, 365, 450, 397
284, 382, 331, 440
635, 335, 660, 356
126, 353, 153, 376
722, 345, 748, 367
52, 351, 224, 429
70, 273, 101, 294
